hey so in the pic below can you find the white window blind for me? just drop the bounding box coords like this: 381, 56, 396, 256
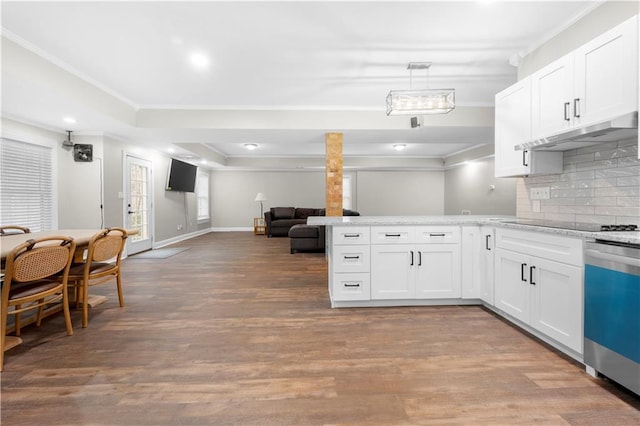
196, 169, 210, 221
0, 138, 54, 232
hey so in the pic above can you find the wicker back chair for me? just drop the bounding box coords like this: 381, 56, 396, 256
1, 236, 76, 371
67, 228, 128, 328
0, 225, 31, 236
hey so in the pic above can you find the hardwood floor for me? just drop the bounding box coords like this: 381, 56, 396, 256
2, 231, 639, 425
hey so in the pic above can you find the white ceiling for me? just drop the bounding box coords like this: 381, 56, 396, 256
1, 1, 600, 168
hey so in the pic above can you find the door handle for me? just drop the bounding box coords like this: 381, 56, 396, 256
530, 266, 536, 285
521, 263, 528, 282
522, 150, 529, 167
485, 234, 491, 251
573, 98, 580, 118
564, 102, 571, 121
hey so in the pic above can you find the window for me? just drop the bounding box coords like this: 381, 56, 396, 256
0, 138, 55, 231
343, 174, 352, 210
196, 169, 210, 222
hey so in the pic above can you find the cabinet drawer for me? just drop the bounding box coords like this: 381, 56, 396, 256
371, 226, 413, 244
495, 228, 583, 266
332, 227, 370, 245
415, 226, 460, 244
332, 273, 371, 301
332, 245, 370, 273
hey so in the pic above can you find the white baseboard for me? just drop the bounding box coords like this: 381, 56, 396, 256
153, 228, 214, 249
153, 227, 255, 248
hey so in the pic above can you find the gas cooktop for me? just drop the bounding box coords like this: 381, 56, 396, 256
504, 219, 638, 233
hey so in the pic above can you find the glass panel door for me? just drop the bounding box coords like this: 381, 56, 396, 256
125, 155, 152, 254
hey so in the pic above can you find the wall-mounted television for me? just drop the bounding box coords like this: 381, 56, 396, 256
166, 158, 198, 192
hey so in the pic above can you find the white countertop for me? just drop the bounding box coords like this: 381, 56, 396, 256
307, 215, 640, 245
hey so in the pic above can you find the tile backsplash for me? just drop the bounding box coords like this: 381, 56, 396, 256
517, 138, 639, 226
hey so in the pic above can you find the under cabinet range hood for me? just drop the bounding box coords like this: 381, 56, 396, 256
515, 111, 638, 152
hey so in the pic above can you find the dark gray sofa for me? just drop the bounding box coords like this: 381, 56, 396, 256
263, 206, 359, 253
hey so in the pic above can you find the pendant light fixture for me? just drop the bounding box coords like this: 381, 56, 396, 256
386, 62, 455, 115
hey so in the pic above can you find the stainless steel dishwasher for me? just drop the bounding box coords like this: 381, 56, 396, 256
584, 239, 640, 396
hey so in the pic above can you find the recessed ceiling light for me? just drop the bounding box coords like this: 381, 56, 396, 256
189, 52, 209, 69
244, 143, 258, 150
201, 159, 207, 165
167, 148, 176, 153
63, 117, 77, 124
393, 144, 406, 151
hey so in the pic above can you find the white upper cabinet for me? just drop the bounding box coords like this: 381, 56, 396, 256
574, 15, 638, 127
531, 55, 574, 138
495, 80, 533, 177
532, 15, 638, 138
495, 79, 563, 178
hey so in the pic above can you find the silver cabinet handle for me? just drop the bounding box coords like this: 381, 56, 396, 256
573, 98, 580, 118
385, 233, 401, 237
564, 102, 571, 121
344, 283, 360, 288
343, 255, 360, 260
344, 234, 360, 238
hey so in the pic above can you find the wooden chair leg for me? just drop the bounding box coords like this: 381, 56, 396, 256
1, 305, 7, 372
62, 286, 73, 336
116, 273, 125, 307
36, 298, 45, 326
82, 281, 89, 328
15, 308, 21, 337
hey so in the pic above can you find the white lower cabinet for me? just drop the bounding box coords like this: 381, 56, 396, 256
370, 226, 461, 300
480, 227, 495, 305
330, 227, 371, 302
494, 229, 583, 354
332, 273, 371, 301
461, 226, 495, 303
371, 244, 414, 299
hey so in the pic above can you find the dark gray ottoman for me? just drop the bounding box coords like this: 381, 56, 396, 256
288, 224, 323, 254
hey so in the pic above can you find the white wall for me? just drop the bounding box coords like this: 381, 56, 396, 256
444, 158, 516, 216
356, 171, 445, 215
57, 134, 104, 229
210, 171, 325, 228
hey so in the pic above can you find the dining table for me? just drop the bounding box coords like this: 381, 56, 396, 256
1, 228, 137, 351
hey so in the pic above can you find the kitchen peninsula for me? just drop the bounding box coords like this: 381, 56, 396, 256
308, 214, 640, 361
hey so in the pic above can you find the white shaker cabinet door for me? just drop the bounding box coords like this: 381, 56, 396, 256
371, 244, 415, 300
529, 257, 583, 353
494, 248, 530, 324
573, 15, 638, 128
415, 244, 461, 299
